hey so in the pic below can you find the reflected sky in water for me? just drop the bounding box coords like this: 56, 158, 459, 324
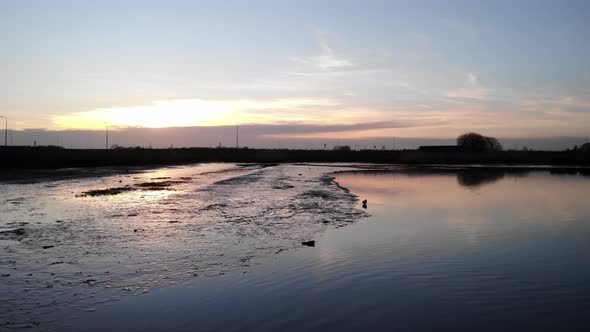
64, 169, 590, 332
333, 170, 590, 261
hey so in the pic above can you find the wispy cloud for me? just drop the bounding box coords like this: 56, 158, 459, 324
444, 72, 488, 100
257, 121, 422, 138
291, 38, 354, 71
522, 97, 590, 109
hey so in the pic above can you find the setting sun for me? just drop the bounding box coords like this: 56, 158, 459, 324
53, 100, 234, 129
52, 98, 355, 130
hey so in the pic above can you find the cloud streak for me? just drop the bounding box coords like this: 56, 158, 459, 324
522, 97, 590, 109
290, 38, 354, 71
255, 121, 426, 138
444, 72, 489, 100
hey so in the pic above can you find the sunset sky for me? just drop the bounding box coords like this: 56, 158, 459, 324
1, 0, 589, 148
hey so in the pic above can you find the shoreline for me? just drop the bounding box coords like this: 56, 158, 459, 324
1, 146, 589, 171
1, 161, 588, 184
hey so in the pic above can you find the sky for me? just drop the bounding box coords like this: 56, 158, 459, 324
1, 0, 589, 149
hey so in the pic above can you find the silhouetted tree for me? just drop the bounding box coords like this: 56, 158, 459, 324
580, 143, 590, 152
457, 132, 503, 152
486, 136, 503, 151
457, 132, 486, 150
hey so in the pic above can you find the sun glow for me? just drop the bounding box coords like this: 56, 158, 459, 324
52, 98, 345, 130
54, 100, 234, 129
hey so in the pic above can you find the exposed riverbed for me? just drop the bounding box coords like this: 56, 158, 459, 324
0, 163, 366, 330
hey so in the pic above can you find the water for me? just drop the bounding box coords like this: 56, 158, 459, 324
0, 163, 364, 329
2, 165, 590, 331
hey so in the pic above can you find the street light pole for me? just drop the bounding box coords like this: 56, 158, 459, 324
0, 116, 7, 147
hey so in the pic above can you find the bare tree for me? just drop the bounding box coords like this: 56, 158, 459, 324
485, 136, 503, 151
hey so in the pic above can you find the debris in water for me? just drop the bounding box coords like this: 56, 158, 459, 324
81, 186, 135, 197
9, 228, 25, 235
0, 228, 26, 240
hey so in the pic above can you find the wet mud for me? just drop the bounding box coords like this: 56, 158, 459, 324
0, 164, 365, 330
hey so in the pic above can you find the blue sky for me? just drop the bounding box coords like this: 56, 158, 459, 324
1, 0, 589, 146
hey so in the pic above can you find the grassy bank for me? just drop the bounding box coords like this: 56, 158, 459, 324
1, 146, 589, 170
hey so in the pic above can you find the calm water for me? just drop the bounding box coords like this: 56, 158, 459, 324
62, 168, 590, 331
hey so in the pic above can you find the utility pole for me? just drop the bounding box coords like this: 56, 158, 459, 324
0, 116, 7, 147
236, 123, 239, 149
